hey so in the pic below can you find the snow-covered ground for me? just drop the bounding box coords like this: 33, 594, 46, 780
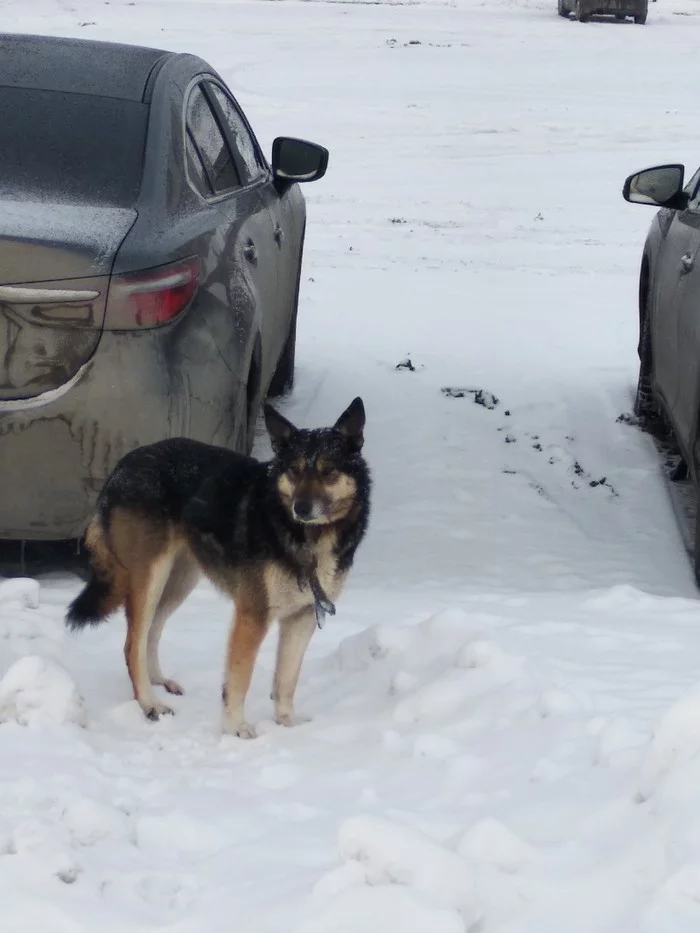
3, 0, 700, 929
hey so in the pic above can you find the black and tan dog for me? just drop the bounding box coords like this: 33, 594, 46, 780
66, 398, 370, 738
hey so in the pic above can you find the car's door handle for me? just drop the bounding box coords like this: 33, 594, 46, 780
680, 253, 695, 275
243, 240, 257, 264
274, 225, 284, 247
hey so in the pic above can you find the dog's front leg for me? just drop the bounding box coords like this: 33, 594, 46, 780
222, 596, 269, 739
272, 606, 316, 727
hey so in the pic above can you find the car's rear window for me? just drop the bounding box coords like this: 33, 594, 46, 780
0, 87, 148, 207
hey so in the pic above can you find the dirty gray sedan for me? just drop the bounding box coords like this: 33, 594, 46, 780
0, 34, 327, 542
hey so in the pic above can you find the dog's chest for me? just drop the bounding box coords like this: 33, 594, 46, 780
264, 531, 343, 620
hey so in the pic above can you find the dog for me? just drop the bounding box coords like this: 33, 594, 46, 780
65, 398, 370, 738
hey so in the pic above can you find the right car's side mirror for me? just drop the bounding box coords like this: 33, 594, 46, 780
623, 164, 689, 210
271, 138, 329, 189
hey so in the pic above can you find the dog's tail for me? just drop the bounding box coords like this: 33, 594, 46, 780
66, 517, 125, 630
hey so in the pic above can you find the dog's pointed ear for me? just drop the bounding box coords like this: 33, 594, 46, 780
264, 404, 297, 452
335, 397, 365, 451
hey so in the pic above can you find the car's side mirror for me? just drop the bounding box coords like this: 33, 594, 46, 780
271, 138, 329, 190
623, 164, 689, 210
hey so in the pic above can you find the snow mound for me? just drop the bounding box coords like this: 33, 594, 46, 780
0, 578, 56, 642
10, 819, 82, 884
301, 884, 464, 933
335, 623, 415, 672
455, 638, 522, 677
412, 733, 461, 759
640, 864, 700, 933
62, 799, 130, 847
457, 818, 536, 873
392, 638, 524, 725
638, 683, 700, 801
392, 671, 479, 724
593, 717, 648, 768
0, 903, 85, 933
335, 611, 500, 679
390, 669, 421, 695
335, 814, 481, 926
0, 655, 86, 727
418, 608, 487, 640
0, 577, 40, 610
99, 869, 199, 917
538, 687, 586, 717
136, 810, 227, 856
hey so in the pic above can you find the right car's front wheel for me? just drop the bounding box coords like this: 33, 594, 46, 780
634, 309, 662, 428
267, 308, 297, 398
267, 241, 304, 399
693, 504, 700, 588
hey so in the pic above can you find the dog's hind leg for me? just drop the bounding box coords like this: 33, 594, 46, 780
222, 589, 270, 739
147, 552, 200, 696
124, 549, 178, 720
272, 606, 316, 727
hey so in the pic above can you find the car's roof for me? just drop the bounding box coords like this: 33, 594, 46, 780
0, 33, 173, 102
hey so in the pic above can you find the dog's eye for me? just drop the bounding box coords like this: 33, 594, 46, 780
319, 466, 339, 481
287, 463, 303, 479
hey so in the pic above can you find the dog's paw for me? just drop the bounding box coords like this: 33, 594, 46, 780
234, 722, 257, 740
143, 701, 174, 721
158, 678, 184, 696
275, 712, 311, 728
221, 709, 257, 738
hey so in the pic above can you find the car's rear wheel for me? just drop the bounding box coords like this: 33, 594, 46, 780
232, 342, 262, 455
574, 1, 590, 19
634, 12, 646, 22
558, 0, 570, 17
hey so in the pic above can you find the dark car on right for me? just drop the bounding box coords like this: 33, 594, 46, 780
623, 162, 700, 580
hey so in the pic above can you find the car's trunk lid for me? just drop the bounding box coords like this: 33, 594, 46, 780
0, 200, 137, 401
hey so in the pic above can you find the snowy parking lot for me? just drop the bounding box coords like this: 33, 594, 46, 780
3, 0, 700, 929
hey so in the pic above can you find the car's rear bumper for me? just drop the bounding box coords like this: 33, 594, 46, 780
0, 326, 242, 540
0, 331, 180, 538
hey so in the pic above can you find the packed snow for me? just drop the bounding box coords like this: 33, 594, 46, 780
3, 0, 700, 929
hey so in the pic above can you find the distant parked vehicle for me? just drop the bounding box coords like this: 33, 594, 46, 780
0, 33, 328, 543
623, 162, 700, 581
558, 0, 647, 23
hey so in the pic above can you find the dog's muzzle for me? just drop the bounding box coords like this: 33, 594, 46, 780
292, 499, 326, 523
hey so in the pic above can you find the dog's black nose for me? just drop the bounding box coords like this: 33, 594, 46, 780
293, 500, 313, 520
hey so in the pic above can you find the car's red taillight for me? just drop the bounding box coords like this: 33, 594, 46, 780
105, 257, 200, 329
